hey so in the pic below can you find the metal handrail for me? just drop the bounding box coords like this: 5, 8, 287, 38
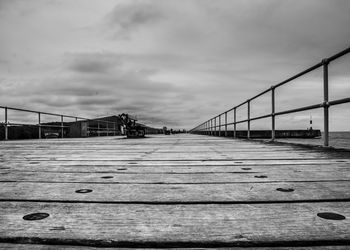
1, 106, 120, 140
190, 47, 350, 146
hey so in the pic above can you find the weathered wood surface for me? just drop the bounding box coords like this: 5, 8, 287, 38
0, 181, 349, 203
1, 245, 349, 250
2, 162, 350, 172
0, 202, 349, 247
1, 170, 350, 183
0, 134, 349, 248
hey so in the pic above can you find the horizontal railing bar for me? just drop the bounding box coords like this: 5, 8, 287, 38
1, 121, 118, 127
329, 97, 350, 106
0, 105, 84, 119
225, 107, 235, 113
215, 100, 250, 118
274, 103, 322, 116
225, 122, 235, 126
250, 113, 272, 121
84, 119, 117, 124
235, 101, 248, 109
1, 122, 120, 129
328, 47, 350, 62
192, 47, 350, 132
87, 127, 119, 130
0, 123, 70, 128
90, 130, 119, 132
87, 126, 116, 128
204, 61, 324, 121
39, 124, 70, 128
274, 62, 323, 89
0, 106, 121, 127
250, 89, 271, 102
199, 96, 350, 131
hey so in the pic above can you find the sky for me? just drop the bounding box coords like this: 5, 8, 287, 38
0, 0, 349, 130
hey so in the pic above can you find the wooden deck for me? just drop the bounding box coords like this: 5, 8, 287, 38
0, 134, 349, 248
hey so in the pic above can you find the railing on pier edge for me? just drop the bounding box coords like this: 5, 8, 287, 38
0, 106, 163, 140
189, 47, 350, 147
0, 106, 122, 140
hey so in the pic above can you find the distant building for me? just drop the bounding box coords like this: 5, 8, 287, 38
1, 115, 163, 140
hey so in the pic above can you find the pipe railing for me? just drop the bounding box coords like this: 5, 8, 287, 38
0, 106, 120, 140
190, 47, 350, 147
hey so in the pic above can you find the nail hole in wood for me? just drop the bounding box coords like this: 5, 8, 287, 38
317, 212, 346, 220
276, 188, 294, 192
101, 176, 113, 179
241, 167, 252, 170
75, 189, 93, 193
49, 226, 65, 231
254, 175, 268, 178
23, 212, 49, 221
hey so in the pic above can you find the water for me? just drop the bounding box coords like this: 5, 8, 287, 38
272, 132, 350, 149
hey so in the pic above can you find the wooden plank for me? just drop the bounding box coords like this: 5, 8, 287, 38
3, 135, 347, 161
1, 134, 349, 247
0, 201, 349, 247
3, 158, 350, 166
1, 170, 349, 183
0, 144, 315, 151
0, 181, 349, 203
0, 136, 346, 154
1, 243, 349, 249
0, 148, 319, 153
0, 153, 331, 160
2, 163, 349, 173
0, 144, 341, 151
0, 146, 324, 151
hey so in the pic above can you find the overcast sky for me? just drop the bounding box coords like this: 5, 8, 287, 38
0, 0, 349, 130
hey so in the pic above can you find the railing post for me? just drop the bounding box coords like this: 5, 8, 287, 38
214, 117, 217, 136
61, 115, 64, 138
218, 115, 221, 136
207, 121, 210, 135
233, 108, 236, 138
224, 112, 227, 137
87, 120, 90, 137
113, 122, 116, 136
247, 100, 250, 139
212, 119, 214, 136
97, 122, 100, 137
271, 87, 275, 141
38, 112, 41, 139
4, 107, 8, 140
210, 119, 213, 136
323, 59, 329, 147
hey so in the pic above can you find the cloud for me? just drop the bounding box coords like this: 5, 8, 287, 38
65, 53, 121, 74
0, 0, 350, 130
108, 1, 164, 32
